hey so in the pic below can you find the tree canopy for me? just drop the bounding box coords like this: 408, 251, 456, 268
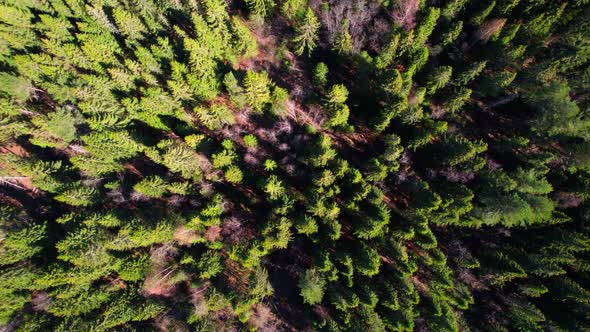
1, 0, 590, 331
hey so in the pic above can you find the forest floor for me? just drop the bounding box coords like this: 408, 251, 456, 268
0, 144, 35, 191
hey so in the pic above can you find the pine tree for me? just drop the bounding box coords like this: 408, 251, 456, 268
454, 61, 487, 86
299, 269, 326, 305
156, 140, 203, 180
325, 84, 350, 128
442, 87, 472, 113
224, 72, 247, 108
332, 20, 353, 55
112, 7, 147, 41
523, 80, 589, 138
313, 62, 329, 87
281, 0, 307, 23
293, 7, 320, 56
243, 70, 272, 112
54, 184, 98, 207
202, 0, 230, 32
0, 1, 589, 330
426, 66, 453, 95
271, 86, 289, 116
264, 175, 285, 200
0, 73, 31, 102
245, 0, 276, 18
194, 103, 235, 130
439, 21, 463, 47
224, 166, 244, 183
133, 176, 168, 198
0, 223, 46, 266
376, 34, 400, 69
414, 7, 440, 47
441, 0, 467, 20
231, 16, 258, 59
243, 134, 258, 148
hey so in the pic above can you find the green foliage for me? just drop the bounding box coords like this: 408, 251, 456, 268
332, 20, 353, 55
0, 223, 45, 266
250, 267, 274, 299
375, 34, 399, 69
271, 86, 290, 116
54, 184, 98, 206
415, 7, 441, 47
325, 84, 350, 128
72, 131, 141, 176
455, 61, 487, 85
112, 7, 147, 41
224, 72, 247, 108
471, 1, 496, 26
245, 0, 276, 18
0, 1, 589, 331
35, 108, 81, 145
442, 87, 472, 113
0, 266, 37, 324
243, 134, 258, 148
115, 255, 150, 282
295, 215, 319, 235
299, 268, 326, 304
426, 66, 453, 94
293, 7, 320, 56
372, 94, 408, 132
196, 250, 223, 279
0, 73, 31, 101
194, 103, 235, 130
231, 16, 258, 59
313, 62, 329, 87
99, 291, 165, 329
442, 0, 467, 20
512, 168, 552, 195
224, 165, 244, 183
471, 170, 556, 227
134, 176, 168, 198
155, 140, 203, 180
243, 70, 272, 112
523, 80, 590, 139
212, 149, 237, 169
281, 0, 307, 22
264, 159, 277, 171
264, 175, 285, 200
305, 134, 337, 167
439, 21, 463, 47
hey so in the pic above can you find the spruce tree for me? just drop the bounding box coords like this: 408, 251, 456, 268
293, 7, 320, 56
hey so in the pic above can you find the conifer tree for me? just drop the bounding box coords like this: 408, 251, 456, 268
245, 0, 276, 18
231, 16, 258, 59
426, 66, 453, 95
194, 103, 235, 130
313, 62, 329, 87
112, 7, 147, 41
293, 7, 320, 56
299, 269, 326, 305
442, 87, 472, 113
324, 84, 350, 129
0, 1, 589, 330
332, 20, 353, 55
243, 70, 272, 112
414, 7, 440, 47
281, 0, 307, 23
133, 176, 168, 198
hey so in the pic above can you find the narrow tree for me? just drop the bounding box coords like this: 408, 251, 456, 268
293, 7, 320, 56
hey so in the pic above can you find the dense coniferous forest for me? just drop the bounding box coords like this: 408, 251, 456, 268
0, 0, 589, 330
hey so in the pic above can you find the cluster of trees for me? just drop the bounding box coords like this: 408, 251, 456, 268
0, 0, 589, 331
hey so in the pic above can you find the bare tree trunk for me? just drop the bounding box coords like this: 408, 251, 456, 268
484, 94, 518, 110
